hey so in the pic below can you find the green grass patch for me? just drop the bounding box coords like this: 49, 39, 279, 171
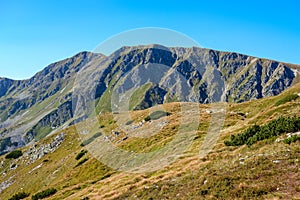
129, 83, 152, 110
95, 72, 120, 113
275, 93, 299, 106
34, 126, 53, 141
119, 124, 178, 153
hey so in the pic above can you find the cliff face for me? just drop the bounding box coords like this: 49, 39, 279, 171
0, 45, 299, 154
84, 45, 298, 113
0, 78, 18, 98
0, 52, 99, 122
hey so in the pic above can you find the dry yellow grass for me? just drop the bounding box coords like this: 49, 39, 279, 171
1, 84, 300, 199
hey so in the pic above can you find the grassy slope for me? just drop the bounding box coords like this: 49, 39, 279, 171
0, 83, 300, 200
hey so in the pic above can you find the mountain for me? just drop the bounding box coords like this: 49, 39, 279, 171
0, 45, 299, 155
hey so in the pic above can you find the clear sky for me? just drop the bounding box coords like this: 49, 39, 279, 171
1, 0, 300, 80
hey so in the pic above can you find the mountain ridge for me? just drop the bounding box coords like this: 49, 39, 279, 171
2, 46, 300, 82
0, 45, 299, 155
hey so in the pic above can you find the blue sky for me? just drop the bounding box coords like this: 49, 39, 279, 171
1, 0, 300, 79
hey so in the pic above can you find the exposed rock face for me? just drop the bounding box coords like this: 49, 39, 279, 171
0, 52, 98, 122
0, 45, 299, 155
0, 78, 18, 98
0, 133, 26, 155
77, 46, 298, 112
24, 101, 73, 143
0, 175, 15, 193
0, 52, 104, 154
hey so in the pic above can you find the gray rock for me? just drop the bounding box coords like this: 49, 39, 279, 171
23, 133, 65, 164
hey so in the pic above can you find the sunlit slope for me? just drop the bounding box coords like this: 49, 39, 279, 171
0, 83, 299, 199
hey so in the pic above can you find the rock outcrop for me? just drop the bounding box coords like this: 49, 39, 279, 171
23, 132, 65, 164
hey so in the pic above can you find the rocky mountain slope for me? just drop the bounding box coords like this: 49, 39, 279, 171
0, 45, 299, 155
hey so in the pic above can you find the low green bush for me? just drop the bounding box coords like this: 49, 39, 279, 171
8, 192, 30, 200
32, 188, 57, 200
284, 135, 300, 145
225, 116, 300, 146
149, 110, 170, 120
80, 132, 102, 146
144, 110, 170, 122
75, 158, 89, 167
75, 150, 88, 160
144, 116, 151, 122
5, 150, 23, 159
125, 120, 134, 125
